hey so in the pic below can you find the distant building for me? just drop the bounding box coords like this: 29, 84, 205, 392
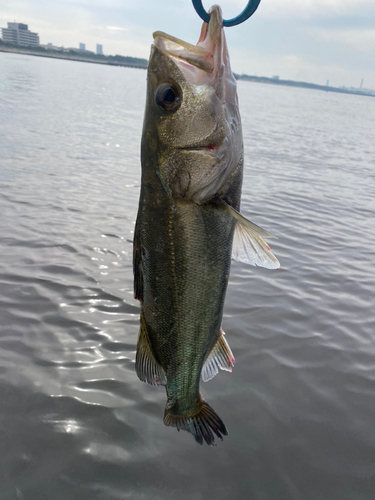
79, 42, 85, 51
41, 42, 70, 53
272, 75, 280, 80
96, 44, 103, 55
43, 42, 59, 50
0, 22, 39, 46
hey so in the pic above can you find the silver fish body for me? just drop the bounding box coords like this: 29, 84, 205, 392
134, 5, 279, 445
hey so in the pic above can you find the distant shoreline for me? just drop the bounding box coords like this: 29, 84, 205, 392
0, 45, 148, 69
1, 45, 374, 98
236, 74, 375, 99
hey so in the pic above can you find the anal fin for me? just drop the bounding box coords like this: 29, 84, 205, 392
202, 330, 235, 382
135, 315, 167, 386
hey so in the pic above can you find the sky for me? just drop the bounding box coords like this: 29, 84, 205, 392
1, 0, 375, 89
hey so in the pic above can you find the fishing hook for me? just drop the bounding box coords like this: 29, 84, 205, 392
191, 0, 261, 27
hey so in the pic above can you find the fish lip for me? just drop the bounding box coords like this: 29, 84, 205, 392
178, 145, 219, 153
177, 139, 224, 154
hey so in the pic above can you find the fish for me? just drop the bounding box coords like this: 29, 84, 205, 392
133, 4, 279, 446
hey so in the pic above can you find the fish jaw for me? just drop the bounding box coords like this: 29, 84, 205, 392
145, 5, 243, 205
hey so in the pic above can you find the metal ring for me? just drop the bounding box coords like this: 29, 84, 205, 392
192, 0, 261, 27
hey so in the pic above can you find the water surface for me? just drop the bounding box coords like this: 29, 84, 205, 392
1, 52, 375, 499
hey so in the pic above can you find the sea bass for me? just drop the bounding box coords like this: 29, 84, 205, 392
133, 5, 279, 446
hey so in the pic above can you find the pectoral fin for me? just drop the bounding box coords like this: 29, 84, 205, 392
218, 198, 280, 269
202, 330, 235, 382
135, 314, 167, 386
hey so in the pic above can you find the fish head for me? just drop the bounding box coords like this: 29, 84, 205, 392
142, 5, 243, 204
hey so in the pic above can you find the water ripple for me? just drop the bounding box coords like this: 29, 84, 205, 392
1, 54, 375, 500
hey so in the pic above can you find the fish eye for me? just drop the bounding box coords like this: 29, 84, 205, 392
155, 83, 181, 111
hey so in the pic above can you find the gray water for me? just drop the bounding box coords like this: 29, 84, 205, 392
1, 51, 375, 500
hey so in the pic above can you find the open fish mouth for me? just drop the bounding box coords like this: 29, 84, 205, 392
153, 5, 226, 87
153, 31, 213, 73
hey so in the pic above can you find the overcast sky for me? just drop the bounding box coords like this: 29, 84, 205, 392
1, 0, 375, 89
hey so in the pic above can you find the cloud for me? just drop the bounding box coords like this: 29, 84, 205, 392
106, 26, 129, 31
254, 0, 375, 19
312, 28, 375, 53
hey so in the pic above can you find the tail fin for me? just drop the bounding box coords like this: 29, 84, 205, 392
163, 398, 228, 446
